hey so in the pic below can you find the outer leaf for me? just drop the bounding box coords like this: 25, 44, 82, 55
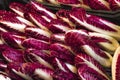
25, 27, 51, 42
50, 43, 75, 64
89, 32, 119, 52
109, 0, 120, 10
112, 46, 120, 80
28, 11, 50, 31
88, 0, 110, 10
9, 2, 27, 17
0, 16, 34, 33
25, 48, 53, 69
29, 1, 57, 19
1, 32, 26, 49
52, 57, 77, 74
48, 19, 72, 33
56, 9, 75, 28
22, 38, 50, 50
0, 44, 10, 53
0, 10, 17, 17
2, 48, 25, 63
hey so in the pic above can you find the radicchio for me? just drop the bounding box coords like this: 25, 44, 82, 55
112, 47, 120, 80
52, 57, 77, 74
22, 38, 50, 50
109, 0, 120, 10
56, 9, 76, 28
86, 14, 120, 40
28, 11, 50, 31
0, 16, 34, 33
88, 0, 110, 10
50, 43, 75, 64
75, 54, 110, 80
89, 32, 119, 52
2, 48, 25, 63
24, 48, 53, 69
28, 1, 57, 19
25, 27, 51, 42
65, 30, 112, 67
0, 10, 17, 18
1, 32, 26, 49
7, 62, 54, 80
68, 8, 120, 40
9, 2, 27, 17
48, 19, 72, 33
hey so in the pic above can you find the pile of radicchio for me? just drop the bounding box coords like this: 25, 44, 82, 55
0, 1, 120, 80
36, 0, 120, 11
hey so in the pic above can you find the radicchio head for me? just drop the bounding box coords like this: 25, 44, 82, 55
65, 30, 112, 67
22, 38, 50, 50
1, 32, 26, 49
75, 54, 110, 80
7, 62, 54, 80
24, 48, 53, 69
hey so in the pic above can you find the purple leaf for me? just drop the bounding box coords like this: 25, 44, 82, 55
56, 9, 75, 28
0, 10, 17, 17
48, 19, 72, 33
2, 48, 25, 63
1, 32, 26, 49
89, 32, 119, 52
25, 27, 51, 42
65, 30, 112, 67
0, 16, 34, 33
24, 48, 53, 69
53, 69, 79, 80
109, 0, 120, 10
22, 38, 50, 50
9, 2, 27, 17
29, 1, 57, 19
7, 62, 54, 80
52, 57, 77, 73
28, 11, 50, 31
69, 8, 120, 40
88, 0, 110, 10
75, 54, 110, 80
50, 43, 75, 64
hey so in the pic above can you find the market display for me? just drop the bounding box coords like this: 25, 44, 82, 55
0, 1, 120, 80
